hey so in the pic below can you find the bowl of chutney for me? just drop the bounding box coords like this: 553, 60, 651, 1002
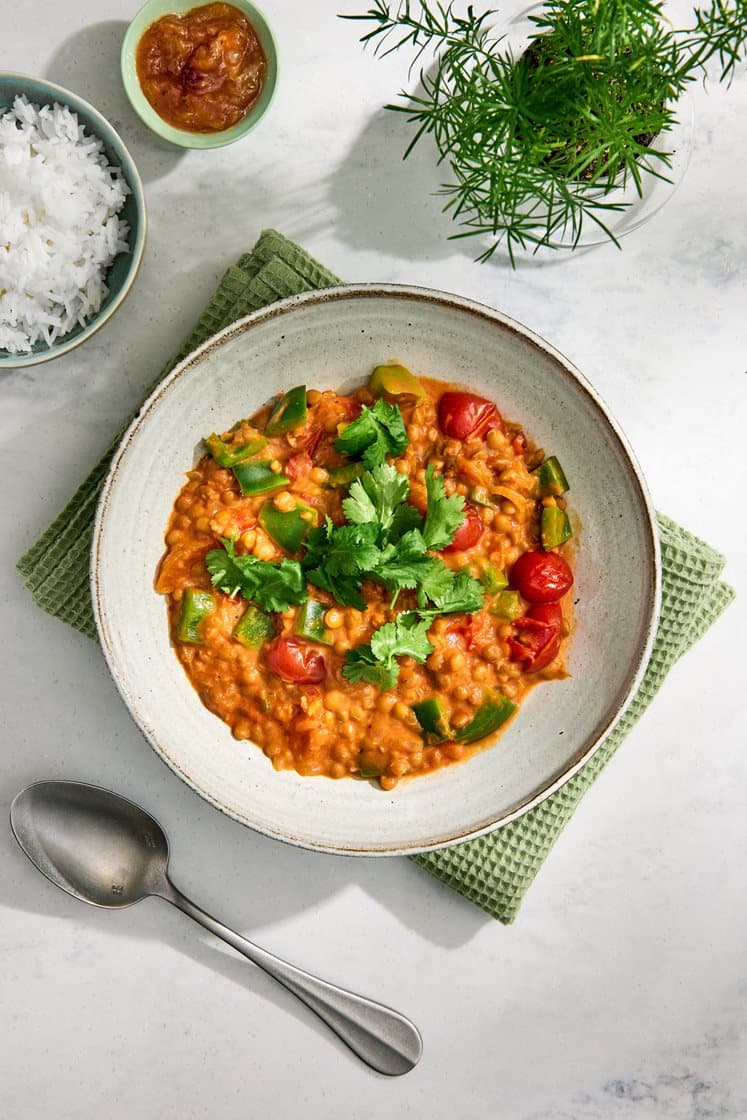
121, 0, 277, 148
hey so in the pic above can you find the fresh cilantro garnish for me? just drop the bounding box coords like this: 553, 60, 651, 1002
342, 646, 399, 691
342, 462, 411, 538
205, 539, 307, 613
374, 529, 444, 594
343, 613, 434, 691
301, 518, 379, 609
334, 400, 408, 468
421, 464, 466, 550
417, 569, 485, 615
371, 612, 434, 663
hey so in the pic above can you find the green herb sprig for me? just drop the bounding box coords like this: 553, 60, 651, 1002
205, 539, 308, 613
342, 0, 747, 263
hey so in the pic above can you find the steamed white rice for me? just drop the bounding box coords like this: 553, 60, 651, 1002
0, 94, 131, 355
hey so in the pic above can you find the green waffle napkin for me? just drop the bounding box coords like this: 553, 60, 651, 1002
18, 229, 735, 923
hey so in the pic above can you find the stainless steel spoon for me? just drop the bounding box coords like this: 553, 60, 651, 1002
9, 780, 422, 1076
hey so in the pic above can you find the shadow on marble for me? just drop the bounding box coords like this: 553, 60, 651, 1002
0, 690, 490, 956
326, 106, 605, 274
44, 22, 184, 184
326, 109, 459, 264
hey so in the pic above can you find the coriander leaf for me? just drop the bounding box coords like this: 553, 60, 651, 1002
369, 612, 434, 665
373, 529, 442, 592
205, 539, 307, 612
418, 569, 485, 615
415, 560, 459, 605
342, 646, 399, 690
301, 518, 380, 610
308, 521, 381, 577
343, 462, 411, 548
334, 400, 408, 468
343, 612, 433, 691
305, 565, 368, 610
388, 500, 423, 542
205, 539, 247, 599
252, 560, 308, 612
421, 464, 465, 550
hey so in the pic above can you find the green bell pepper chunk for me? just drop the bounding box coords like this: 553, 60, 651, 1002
323, 461, 366, 488
294, 599, 333, 645
534, 455, 569, 497
233, 605, 276, 650
176, 589, 216, 644
489, 590, 523, 620
358, 748, 388, 779
265, 386, 307, 435
233, 460, 289, 496
258, 498, 316, 554
469, 485, 495, 508
411, 697, 452, 744
480, 564, 508, 593
368, 363, 426, 401
541, 505, 573, 549
204, 433, 268, 468
454, 690, 517, 744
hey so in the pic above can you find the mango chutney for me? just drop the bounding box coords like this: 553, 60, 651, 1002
135, 2, 267, 133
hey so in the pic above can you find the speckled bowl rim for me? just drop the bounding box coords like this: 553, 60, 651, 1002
120, 0, 279, 149
91, 284, 662, 856
0, 72, 147, 370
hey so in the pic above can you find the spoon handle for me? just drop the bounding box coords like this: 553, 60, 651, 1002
161, 882, 422, 1076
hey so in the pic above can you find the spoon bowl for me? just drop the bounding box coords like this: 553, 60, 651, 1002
11, 781, 169, 908
10, 780, 422, 1076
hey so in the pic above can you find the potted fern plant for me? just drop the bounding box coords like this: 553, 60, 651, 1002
343, 0, 747, 263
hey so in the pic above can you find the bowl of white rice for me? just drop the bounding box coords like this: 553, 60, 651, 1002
0, 73, 146, 368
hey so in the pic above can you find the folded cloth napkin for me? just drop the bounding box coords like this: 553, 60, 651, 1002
18, 229, 735, 923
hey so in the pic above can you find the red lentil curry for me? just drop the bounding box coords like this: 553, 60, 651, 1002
156, 365, 576, 790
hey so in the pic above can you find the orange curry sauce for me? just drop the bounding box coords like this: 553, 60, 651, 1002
136, 2, 266, 133
156, 374, 575, 789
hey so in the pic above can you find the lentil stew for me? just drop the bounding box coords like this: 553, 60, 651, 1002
155, 366, 576, 789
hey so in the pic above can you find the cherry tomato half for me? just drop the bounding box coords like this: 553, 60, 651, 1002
302, 425, 324, 458
264, 637, 326, 683
511, 550, 573, 603
285, 452, 313, 481
445, 612, 493, 651
438, 391, 502, 441
507, 602, 563, 672
441, 502, 483, 553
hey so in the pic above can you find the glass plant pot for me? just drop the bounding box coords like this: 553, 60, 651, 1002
498, 4, 695, 253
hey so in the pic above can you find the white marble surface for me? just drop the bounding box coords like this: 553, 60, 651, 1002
2, 2, 746, 1116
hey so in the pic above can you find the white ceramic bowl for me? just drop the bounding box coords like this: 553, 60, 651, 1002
91, 285, 660, 855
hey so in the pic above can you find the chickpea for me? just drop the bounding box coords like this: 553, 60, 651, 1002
325, 608, 344, 630
273, 490, 296, 512
253, 533, 276, 561
325, 690, 346, 713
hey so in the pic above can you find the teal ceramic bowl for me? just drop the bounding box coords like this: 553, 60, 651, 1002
0, 73, 146, 370
120, 0, 278, 149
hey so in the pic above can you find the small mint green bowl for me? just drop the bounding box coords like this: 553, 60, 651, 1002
121, 0, 278, 149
